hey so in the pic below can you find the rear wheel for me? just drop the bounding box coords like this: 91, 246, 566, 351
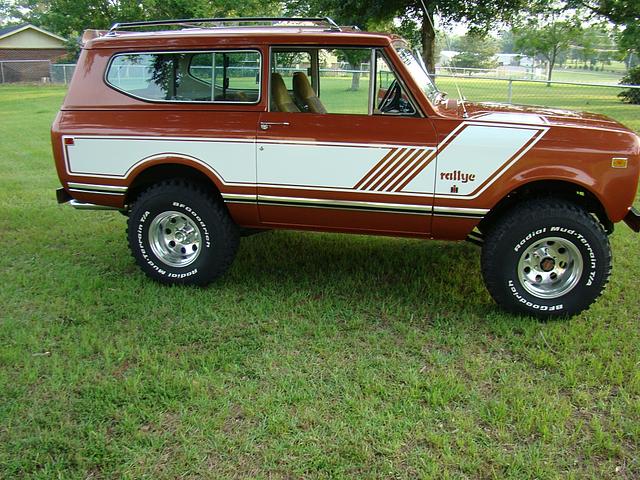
127, 179, 239, 286
481, 199, 611, 318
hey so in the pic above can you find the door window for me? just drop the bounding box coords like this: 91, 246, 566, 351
271, 48, 371, 114
269, 47, 417, 116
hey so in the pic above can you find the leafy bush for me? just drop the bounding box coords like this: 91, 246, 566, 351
618, 66, 640, 104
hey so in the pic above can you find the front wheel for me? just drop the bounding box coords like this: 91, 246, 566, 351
481, 200, 612, 318
127, 179, 239, 286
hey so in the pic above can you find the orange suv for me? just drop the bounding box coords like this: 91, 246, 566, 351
52, 17, 640, 317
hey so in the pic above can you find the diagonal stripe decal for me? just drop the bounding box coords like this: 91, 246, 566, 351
390, 151, 436, 192
374, 149, 423, 191
363, 148, 414, 191
378, 149, 433, 192
353, 148, 399, 190
367, 148, 416, 191
355, 147, 435, 193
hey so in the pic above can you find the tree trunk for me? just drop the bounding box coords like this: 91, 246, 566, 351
421, 10, 436, 75
546, 48, 557, 86
349, 63, 361, 91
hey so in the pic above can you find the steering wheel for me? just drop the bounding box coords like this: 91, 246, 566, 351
378, 80, 402, 113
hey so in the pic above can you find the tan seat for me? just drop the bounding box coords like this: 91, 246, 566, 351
293, 72, 327, 114
271, 73, 300, 112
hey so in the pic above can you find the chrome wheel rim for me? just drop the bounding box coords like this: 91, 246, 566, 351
148, 211, 202, 268
517, 236, 583, 299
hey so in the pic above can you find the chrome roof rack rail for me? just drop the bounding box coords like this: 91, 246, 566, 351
107, 17, 342, 34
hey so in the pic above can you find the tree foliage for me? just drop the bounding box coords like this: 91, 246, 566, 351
2, 0, 282, 37
288, 0, 528, 73
450, 34, 499, 69
568, 0, 640, 53
514, 11, 581, 82
618, 66, 640, 102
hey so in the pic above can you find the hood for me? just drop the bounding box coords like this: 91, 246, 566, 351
445, 101, 631, 133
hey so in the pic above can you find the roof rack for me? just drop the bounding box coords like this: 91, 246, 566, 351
107, 17, 342, 34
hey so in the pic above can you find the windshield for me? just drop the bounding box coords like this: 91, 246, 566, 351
395, 47, 440, 104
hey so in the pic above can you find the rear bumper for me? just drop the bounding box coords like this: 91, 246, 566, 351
56, 187, 72, 204
624, 207, 640, 233
56, 187, 118, 211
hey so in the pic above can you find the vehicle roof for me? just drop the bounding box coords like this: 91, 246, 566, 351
85, 27, 398, 50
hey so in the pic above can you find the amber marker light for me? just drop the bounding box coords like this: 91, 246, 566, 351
611, 157, 628, 169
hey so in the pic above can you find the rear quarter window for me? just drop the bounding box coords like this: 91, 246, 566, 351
106, 50, 261, 103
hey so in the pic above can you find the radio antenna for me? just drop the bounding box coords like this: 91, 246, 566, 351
417, 0, 468, 118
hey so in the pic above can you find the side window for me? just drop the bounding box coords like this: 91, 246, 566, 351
272, 50, 313, 84
375, 50, 417, 116
270, 50, 313, 113
318, 48, 371, 115
107, 53, 177, 101
188, 52, 261, 102
106, 50, 261, 103
270, 48, 372, 115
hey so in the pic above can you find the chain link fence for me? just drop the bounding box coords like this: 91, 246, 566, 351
434, 74, 640, 109
0, 61, 76, 84
49, 63, 76, 84
0, 60, 52, 83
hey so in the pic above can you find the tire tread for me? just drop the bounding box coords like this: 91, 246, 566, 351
481, 198, 612, 317
127, 179, 239, 286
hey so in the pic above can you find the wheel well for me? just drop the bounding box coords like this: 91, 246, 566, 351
125, 164, 221, 206
479, 180, 613, 235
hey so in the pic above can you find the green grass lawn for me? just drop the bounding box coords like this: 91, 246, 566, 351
1, 83, 639, 479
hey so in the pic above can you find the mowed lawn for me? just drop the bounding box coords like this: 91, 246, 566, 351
1, 83, 639, 479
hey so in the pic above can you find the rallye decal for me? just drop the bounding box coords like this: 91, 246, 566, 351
404, 123, 548, 198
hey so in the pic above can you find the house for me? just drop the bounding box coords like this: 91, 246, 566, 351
0, 24, 67, 82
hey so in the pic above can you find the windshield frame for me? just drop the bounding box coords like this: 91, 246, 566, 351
392, 43, 441, 105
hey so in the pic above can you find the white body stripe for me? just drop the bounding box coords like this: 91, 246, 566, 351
65, 136, 255, 183
63, 120, 548, 201
256, 142, 417, 189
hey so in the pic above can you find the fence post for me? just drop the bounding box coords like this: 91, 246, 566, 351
63, 65, 67, 85
507, 79, 513, 104
0, 62, 4, 84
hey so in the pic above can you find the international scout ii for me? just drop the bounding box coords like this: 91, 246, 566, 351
52, 17, 640, 317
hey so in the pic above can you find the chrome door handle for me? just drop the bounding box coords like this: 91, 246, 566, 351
260, 121, 290, 130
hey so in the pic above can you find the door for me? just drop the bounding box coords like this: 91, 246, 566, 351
256, 47, 438, 236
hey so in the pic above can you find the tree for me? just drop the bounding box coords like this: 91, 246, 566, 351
451, 34, 499, 70
568, 0, 640, 53
336, 49, 370, 91
618, 66, 640, 102
288, 0, 530, 74
514, 12, 581, 82
3, 0, 282, 38
569, 25, 619, 70
499, 29, 517, 54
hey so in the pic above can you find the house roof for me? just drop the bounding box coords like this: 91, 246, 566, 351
0, 23, 67, 43
0, 24, 26, 37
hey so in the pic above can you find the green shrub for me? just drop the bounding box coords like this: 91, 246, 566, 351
618, 66, 640, 104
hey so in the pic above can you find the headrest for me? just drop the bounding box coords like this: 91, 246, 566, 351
293, 72, 316, 100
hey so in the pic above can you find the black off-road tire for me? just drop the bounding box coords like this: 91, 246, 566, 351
481, 199, 612, 318
127, 179, 239, 286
